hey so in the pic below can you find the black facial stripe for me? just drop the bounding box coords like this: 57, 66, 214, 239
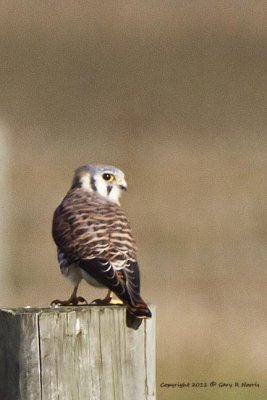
90, 176, 97, 191
71, 176, 82, 189
107, 186, 112, 195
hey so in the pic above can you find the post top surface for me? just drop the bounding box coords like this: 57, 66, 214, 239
0, 304, 126, 315
0, 303, 154, 316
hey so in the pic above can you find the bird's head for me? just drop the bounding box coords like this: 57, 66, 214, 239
71, 164, 128, 204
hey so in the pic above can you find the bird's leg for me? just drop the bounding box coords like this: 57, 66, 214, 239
50, 284, 88, 306
91, 289, 113, 305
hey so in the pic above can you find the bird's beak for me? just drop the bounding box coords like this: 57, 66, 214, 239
118, 178, 128, 191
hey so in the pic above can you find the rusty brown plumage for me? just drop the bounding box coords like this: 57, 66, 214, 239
53, 188, 136, 265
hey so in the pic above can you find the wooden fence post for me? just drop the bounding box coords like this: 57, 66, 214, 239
0, 305, 155, 400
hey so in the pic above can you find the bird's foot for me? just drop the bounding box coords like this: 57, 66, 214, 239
91, 295, 113, 305
50, 296, 88, 307
91, 296, 123, 306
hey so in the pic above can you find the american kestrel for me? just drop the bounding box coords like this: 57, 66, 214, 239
51, 164, 152, 329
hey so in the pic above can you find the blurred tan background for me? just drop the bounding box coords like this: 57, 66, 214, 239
0, 1, 267, 399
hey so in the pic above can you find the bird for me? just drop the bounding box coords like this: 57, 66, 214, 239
51, 164, 152, 329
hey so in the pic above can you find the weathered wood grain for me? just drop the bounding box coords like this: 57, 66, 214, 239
0, 305, 155, 400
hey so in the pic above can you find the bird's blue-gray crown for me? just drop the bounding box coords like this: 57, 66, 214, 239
71, 164, 127, 204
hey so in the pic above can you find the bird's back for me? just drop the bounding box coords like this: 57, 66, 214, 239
52, 188, 137, 266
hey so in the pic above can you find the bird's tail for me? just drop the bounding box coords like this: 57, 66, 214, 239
78, 258, 152, 329
126, 298, 152, 330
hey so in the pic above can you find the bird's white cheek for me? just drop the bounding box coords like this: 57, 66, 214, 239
108, 186, 121, 204
95, 179, 108, 198
95, 178, 121, 203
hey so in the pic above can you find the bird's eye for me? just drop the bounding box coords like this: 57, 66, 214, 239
102, 173, 114, 182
